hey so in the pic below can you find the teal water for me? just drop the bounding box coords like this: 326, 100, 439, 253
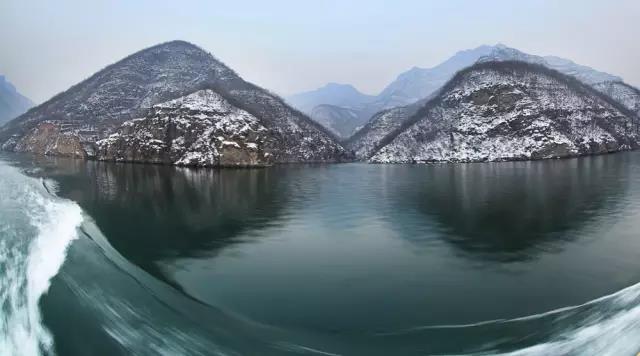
2, 152, 640, 355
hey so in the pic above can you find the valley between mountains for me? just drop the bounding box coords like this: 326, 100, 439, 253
1, 41, 639, 166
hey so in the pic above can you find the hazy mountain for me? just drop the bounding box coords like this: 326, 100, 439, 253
376, 45, 498, 108
309, 104, 366, 140
293, 44, 631, 140
1, 41, 348, 165
0, 75, 33, 125
369, 61, 639, 163
286, 83, 376, 138
286, 83, 374, 113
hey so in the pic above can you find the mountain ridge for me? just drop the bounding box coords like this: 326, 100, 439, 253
369, 60, 639, 163
292, 44, 638, 142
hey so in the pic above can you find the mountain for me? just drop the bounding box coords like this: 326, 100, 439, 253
345, 98, 428, 159
369, 61, 639, 163
286, 83, 376, 138
287, 83, 374, 113
376, 45, 498, 108
347, 45, 640, 159
477, 46, 622, 85
309, 104, 365, 139
0, 40, 347, 166
475, 46, 640, 116
592, 81, 640, 118
0, 75, 33, 125
97, 90, 272, 166
292, 44, 632, 140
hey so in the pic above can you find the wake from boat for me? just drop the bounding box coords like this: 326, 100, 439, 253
378, 279, 640, 355
0, 161, 83, 356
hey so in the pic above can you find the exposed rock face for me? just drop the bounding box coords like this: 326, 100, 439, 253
369, 61, 639, 163
96, 90, 272, 167
1, 41, 348, 165
10, 122, 86, 158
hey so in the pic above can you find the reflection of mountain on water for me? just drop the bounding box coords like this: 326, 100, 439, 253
389, 154, 630, 262
24, 157, 294, 283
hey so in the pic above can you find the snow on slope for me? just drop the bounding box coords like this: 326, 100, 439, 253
593, 81, 640, 117
370, 61, 639, 163
345, 99, 428, 159
97, 90, 270, 167
348, 45, 640, 160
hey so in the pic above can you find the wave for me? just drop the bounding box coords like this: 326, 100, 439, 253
376, 280, 640, 355
0, 162, 83, 356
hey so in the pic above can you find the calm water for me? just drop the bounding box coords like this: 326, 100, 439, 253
2, 152, 640, 355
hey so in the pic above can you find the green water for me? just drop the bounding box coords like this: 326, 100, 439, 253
2, 153, 640, 355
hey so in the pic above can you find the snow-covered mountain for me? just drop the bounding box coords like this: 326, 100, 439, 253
293, 44, 633, 141
347, 44, 640, 158
1, 41, 348, 165
369, 61, 639, 163
592, 81, 640, 118
0, 75, 33, 125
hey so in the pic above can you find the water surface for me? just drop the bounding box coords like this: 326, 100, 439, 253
2, 153, 640, 355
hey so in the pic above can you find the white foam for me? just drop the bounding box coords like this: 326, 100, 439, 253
0, 163, 83, 356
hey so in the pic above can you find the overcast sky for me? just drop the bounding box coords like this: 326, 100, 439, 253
1, 0, 639, 103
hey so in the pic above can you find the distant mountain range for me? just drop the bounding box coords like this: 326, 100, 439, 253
0, 75, 33, 126
290, 44, 638, 139
287, 83, 377, 139
2, 41, 639, 166
0, 41, 348, 166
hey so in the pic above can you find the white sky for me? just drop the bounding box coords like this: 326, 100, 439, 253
1, 0, 639, 103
